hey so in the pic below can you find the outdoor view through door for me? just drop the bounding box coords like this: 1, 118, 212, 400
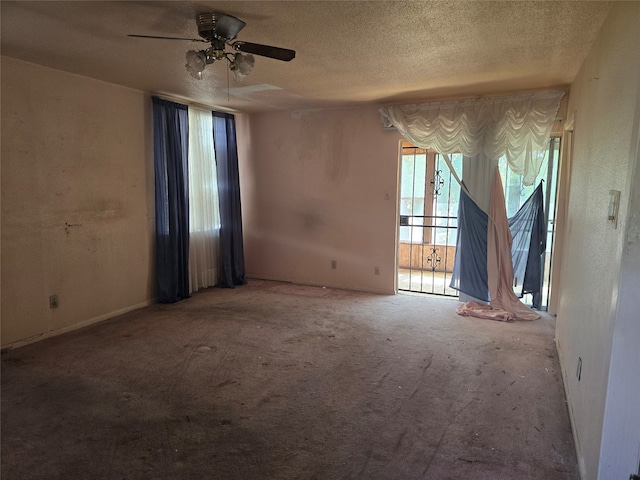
398, 137, 561, 310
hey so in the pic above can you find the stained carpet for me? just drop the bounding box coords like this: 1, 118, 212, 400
1, 279, 578, 479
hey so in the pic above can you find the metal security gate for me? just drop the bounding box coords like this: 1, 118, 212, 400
397, 143, 461, 296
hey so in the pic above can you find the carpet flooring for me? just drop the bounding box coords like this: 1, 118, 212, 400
1, 279, 579, 479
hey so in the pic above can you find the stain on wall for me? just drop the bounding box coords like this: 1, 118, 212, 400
1, 57, 155, 346
239, 106, 402, 294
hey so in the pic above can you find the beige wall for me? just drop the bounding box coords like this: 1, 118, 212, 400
1, 57, 155, 347
555, 3, 640, 479
238, 107, 403, 294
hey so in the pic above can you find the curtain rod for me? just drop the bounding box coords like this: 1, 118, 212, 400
381, 88, 569, 110
151, 92, 241, 115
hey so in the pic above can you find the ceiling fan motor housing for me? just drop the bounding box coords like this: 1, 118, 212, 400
196, 12, 220, 41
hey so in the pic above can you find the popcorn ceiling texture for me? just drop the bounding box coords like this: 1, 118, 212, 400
0, 1, 611, 112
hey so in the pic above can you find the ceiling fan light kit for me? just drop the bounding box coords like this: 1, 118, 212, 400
230, 53, 255, 82
185, 50, 208, 79
130, 12, 295, 81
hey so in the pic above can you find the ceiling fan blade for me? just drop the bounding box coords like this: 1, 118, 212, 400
215, 14, 246, 40
127, 34, 207, 43
232, 41, 296, 62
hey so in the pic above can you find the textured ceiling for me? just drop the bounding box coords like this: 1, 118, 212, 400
1, 1, 611, 113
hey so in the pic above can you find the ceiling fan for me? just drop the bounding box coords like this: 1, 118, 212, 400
129, 12, 296, 81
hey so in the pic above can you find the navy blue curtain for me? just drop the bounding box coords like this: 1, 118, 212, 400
152, 97, 190, 303
509, 182, 546, 307
450, 182, 545, 306
212, 112, 246, 288
450, 186, 490, 301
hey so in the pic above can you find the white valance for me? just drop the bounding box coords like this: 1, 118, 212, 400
379, 91, 564, 185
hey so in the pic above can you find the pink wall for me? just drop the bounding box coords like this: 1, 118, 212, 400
237, 107, 403, 294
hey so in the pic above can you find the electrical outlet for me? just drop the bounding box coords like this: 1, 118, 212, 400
374, 266, 380, 275
331, 260, 337, 269
49, 295, 59, 309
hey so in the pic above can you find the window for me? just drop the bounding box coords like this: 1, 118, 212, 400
399, 146, 427, 243
187, 106, 221, 292
497, 137, 559, 217
399, 142, 462, 245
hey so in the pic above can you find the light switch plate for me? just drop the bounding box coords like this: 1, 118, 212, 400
608, 190, 621, 228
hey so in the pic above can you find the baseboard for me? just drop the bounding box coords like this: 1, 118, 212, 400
1, 299, 157, 351
556, 337, 587, 480
245, 274, 395, 296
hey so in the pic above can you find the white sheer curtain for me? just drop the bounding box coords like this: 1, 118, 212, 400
379, 91, 564, 186
188, 106, 221, 293
381, 92, 563, 317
